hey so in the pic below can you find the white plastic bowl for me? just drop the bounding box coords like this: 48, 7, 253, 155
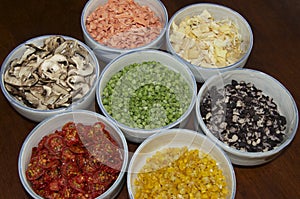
96, 49, 197, 143
0, 35, 100, 122
127, 129, 236, 199
166, 3, 253, 82
18, 110, 129, 199
81, 0, 168, 64
195, 69, 299, 166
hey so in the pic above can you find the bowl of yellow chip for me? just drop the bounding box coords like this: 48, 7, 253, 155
127, 129, 236, 198
166, 3, 253, 82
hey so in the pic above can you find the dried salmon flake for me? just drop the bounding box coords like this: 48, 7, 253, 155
86, 0, 163, 49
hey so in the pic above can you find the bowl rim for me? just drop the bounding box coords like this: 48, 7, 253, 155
0, 34, 100, 114
18, 110, 129, 199
80, 0, 169, 53
96, 49, 197, 134
126, 128, 236, 199
166, 3, 254, 71
195, 68, 299, 158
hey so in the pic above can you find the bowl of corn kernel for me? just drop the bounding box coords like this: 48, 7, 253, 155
127, 129, 236, 199
166, 3, 253, 82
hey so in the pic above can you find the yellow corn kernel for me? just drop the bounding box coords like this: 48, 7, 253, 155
133, 146, 229, 199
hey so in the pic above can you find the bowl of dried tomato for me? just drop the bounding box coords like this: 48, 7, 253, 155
195, 69, 299, 166
166, 3, 253, 82
18, 110, 129, 198
81, 0, 168, 64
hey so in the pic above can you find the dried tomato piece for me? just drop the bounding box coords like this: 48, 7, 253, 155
94, 170, 115, 187
78, 156, 99, 174
69, 175, 86, 193
37, 149, 60, 169
63, 122, 80, 146
61, 186, 72, 198
61, 161, 79, 178
62, 122, 77, 132
69, 145, 87, 154
43, 167, 60, 182
37, 135, 49, 150
44, 133, 65, 154
49, 181, 60, 192
61, 147, 76, 162
26, 156, 45, 181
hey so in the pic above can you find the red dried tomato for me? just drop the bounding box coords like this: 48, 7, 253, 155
61, 147, 76, 162
61, 161, 80, 178
26, 156, 44, 181
69, 175, 86, 193
44, 133, 65, 155
26, 122, 123, 198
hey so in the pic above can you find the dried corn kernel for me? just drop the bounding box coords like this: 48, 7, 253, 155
134, 147, 229, 199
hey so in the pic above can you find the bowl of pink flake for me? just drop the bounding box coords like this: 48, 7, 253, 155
81, 0, 168, 63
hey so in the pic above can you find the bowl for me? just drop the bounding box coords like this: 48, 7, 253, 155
96, 49, 197, 143
166, 3, 253, 82
195, 69, 299, 166
18, 110, 129, 199
0, 35, 100, 122
127, 129, 236, 199
81, 0, 168, 64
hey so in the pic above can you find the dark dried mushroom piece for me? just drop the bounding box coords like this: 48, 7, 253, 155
200, 80, 287, 152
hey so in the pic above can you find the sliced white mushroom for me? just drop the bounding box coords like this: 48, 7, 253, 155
51, 83, 70, 95
11, 47, 36, 66
43, 94, 60, 106
24, 92, 40, 108
71, 83, 90, 99
55, 94, 72, 107
66, 75, 86, 89
70, 55, 94, 76
4, 36, 95, 110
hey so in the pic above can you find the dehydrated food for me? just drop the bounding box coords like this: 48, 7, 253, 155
134, 147, 228, 198
170, 10, 244, 68
101, 61, 192, 129
26, 122, 122, 198
4, 36, 96, 110
86, 0, 162, 49
200, 80, 287, 152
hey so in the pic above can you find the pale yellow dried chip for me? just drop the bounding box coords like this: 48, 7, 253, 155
169, 9, 245, 68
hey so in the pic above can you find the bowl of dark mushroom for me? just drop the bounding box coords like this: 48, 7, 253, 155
97, 49, 197, 143
0, 35, 100, 122
195, 69, 298, 166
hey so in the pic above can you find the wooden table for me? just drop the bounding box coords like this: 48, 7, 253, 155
0, 0, 299, 198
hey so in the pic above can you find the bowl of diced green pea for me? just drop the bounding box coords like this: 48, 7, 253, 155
96, 49, 197, 143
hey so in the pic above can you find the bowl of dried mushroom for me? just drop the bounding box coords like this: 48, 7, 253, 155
0, 35, 100, 122
166, 3, 253, 82
195, 69, 299, 166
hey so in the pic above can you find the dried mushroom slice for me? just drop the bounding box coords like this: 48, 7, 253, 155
4, 36, 96, 110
